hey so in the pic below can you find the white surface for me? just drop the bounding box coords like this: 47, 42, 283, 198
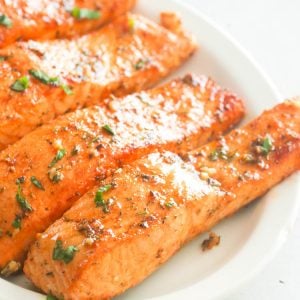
182, 0, 300, 299
1, 1, 299, 299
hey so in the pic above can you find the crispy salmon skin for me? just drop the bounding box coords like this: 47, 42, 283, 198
0, 74, 245, 270
0, 13, 196, 149
0, 0, 136, 47
24, 100, 300, 299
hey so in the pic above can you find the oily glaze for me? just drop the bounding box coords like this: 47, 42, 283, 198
24, 100, 300, 299
0, 0, 136, 47
0, 74, 245, 269
0, 13, 196, 149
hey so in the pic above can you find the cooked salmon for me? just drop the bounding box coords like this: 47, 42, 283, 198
0, 12, 196, 149
24, 99, 300, 299
0, 0, 136, 47
0, 74, 245, 270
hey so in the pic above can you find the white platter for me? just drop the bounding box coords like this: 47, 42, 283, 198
1, 0, 299, 299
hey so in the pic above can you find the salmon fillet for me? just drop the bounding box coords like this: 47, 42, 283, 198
0, 74, 245, 270
24, 100, 300, 299
0, 13, 196, 150
0, 0, 136, 47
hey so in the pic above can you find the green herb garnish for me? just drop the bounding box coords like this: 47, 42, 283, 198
52, 240, 77, 264
102, 124, 115, 136
0, 15, 12, 28
29, 69, 59, 85
70, 7, 100, 20
12, 215, 22, 229
260, 136, 273, 156
0, 55, 9, 61
134, 59, 149, 70
49, 149, 66, 168
10, 76, 29, 92
29, 69, 73, 95
61, 84, 73, 95
30, 176, 45, 190
16, 183, 32, 212
208, 147, 227, 161
16, 176, 25, 184
165, 201, 175, 208
49, 170, 64, 183
94, 184, 112, 213
208, 147, 235, 162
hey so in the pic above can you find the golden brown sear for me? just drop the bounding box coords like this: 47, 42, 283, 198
0, 13, 196, 149
24, 100, 300, 299
0, 74, 245, 270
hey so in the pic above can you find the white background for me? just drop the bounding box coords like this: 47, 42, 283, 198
183, 0, 300, 299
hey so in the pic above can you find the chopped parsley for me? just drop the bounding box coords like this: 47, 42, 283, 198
70, 7, 101, 20
94, 184, 112, 213
0, 15, 12, 28
258, 136, 273, 156
0, 55, 9, 61
29, 69, 59, 85
30, 176, 45, 190
165, 201, 175, 208
16, 182, 32, 212
12, 215, 22, 229
102, 124, 115, 136
52, 240, 77, 264
49, 149, 66, 168
16, 176, 25, 184
61, 84, 73, 95
208, 147, 235, 162
134, 59, 149, 70
29, 69, 72, 95
48, 169, 64, 183
10, 76, 29, 92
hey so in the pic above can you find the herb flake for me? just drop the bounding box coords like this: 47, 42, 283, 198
29, 69, 59, 85
30, 176, 45, 190
260, 136, 273, 155
165, 201, 175, 208
49, 149, 66, 168
134, 59, 149, 70
94, 184, 112, 213
208, 147, 235, 162
70, 7, 101, 20
0, 15, 12, 28
12, 215, 21, 229
10, 76, 29, 92
52, 240, 77, 264
0, 55, 9, 61
102, 124, 115, 136
16, 183, 32, 212
61, 84, 73, 95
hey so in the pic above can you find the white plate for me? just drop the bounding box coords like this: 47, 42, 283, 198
1, 1, 300, 299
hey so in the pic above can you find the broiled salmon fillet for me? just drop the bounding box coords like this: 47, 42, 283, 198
24, 100, 300, 299
0, 13, 196, 150
0, 0, 136, 47
0, 74, 245, 270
